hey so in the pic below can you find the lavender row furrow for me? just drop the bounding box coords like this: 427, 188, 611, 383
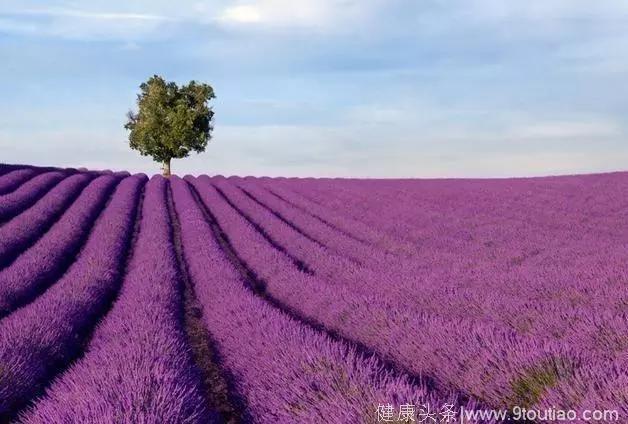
0, 164, 622, 419
212, 178, 361, 283
0, 164, 21, 176
276, 178, 438, 248
171, 176, 483, 423
0, 173, 93, 267
0, 168, 40, 195
283, 175, 628, 251
21, 176, 215, 423
270, 177, 628, 410
0, 171, 67, 222
0, 175, 145, 420
215, 178, 422, 294
0, 175, 119, 317
259, 180, 412, 255
277, 178, 429, 250
273, 177, 628, 325
189, 176, 591, 410
235, 177, 396, 266
233, 178, 615, 336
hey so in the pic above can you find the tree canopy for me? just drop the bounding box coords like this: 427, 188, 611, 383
125, 75, 215, 176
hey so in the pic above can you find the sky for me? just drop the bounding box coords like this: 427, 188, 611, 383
1, 1, 627, 178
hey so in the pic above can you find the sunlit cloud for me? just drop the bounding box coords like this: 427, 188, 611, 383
216, 0, 370, 30
219, 5, 262, 23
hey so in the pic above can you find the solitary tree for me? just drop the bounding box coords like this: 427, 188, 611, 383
125, 75, 215, 176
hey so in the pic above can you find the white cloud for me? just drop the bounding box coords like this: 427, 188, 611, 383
219, 5, 262, 23
2, 0, 626, 40
216, 0, 376, 30
0, 0, 382, 39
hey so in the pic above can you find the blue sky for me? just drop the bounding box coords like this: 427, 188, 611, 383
1, 1, 627, 177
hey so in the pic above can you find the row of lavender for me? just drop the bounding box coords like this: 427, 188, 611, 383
0, 166, 483, 423
244, 175, 627, 413
171, 176, 474, 422
184, 173, 624, 416
0, 163, 624, 421
0, 168, 223, 422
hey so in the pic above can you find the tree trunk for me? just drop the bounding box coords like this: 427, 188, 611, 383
162, 158, 171, 177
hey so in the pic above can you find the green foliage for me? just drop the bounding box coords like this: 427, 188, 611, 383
125, 75, 215, 170
509, 357, 572, 408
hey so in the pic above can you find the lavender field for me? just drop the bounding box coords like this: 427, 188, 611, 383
0, 163, 626, 423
